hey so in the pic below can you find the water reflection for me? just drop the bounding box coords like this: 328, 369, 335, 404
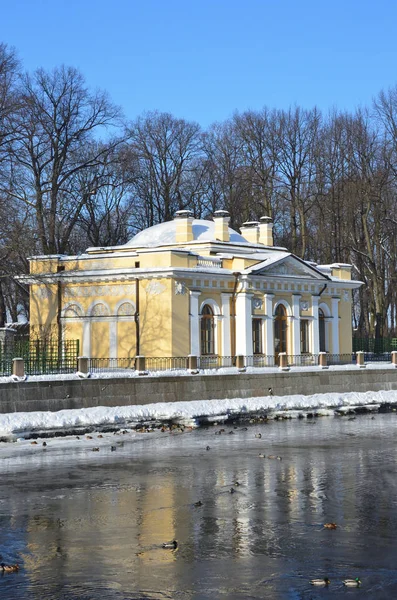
1, 415, 397, 597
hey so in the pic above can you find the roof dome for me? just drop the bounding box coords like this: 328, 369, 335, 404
124, 219, 246, 248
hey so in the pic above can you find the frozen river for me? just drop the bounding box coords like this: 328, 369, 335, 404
1, 413, 397, 599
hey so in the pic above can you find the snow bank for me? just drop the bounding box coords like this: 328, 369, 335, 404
0, 389, 396, 438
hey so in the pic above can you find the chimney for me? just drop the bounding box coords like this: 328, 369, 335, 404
240, 221, 259, 244
258, 216, 274, 246
213, 210, 230, 242
175, 210, 194, 243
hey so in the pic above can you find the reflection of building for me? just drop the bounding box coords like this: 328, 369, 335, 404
25, 211, 361, 359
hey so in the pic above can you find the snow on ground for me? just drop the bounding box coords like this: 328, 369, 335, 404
0, 389, 396, 442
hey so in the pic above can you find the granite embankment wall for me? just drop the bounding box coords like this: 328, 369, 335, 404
1, 368, 397, 414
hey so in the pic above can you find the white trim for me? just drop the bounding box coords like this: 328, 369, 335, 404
199, 298, 221, 315
200, 298, 221, 355
82, 319, 90, 356
221, 293, 232, 356
319, 302, 330, 351
109, 319, 117, 358
291, 294, 301, 356
331, 297, 340, 354
115, 298, 136, 315
87, 300, 111, 318
263, 293, 274, 355
61, 301, 84, 318
273, 299, 292, 317
235, 292, 253, 355
319, 302, 331, 318
311, 296, 320, 355
189, 291, 201, 356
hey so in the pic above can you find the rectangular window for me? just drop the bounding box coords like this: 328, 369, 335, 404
300, 320, 310, 354
252, 319, 263, 354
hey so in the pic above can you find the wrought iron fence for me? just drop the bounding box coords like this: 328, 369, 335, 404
362, 352, 391, 363
245, 355, 276, 367
327, 353, 355, 366
198, 355, 236, 369
286, 354, 319, 367
145, 357, 188, 372
0, 339, 80, 376
88, 357, 136, 373
353, 338, 397, 353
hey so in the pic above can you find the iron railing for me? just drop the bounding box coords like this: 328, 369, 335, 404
362, 352, 391, 363
286, 354, 318, 367
145, 357, 188, 372
245, 355, 276, 367
198, 355, 236, 369
0, 339, 80, 376
88, 357, 136, 373
353, 338, 397, 353
327, 353, 355, 366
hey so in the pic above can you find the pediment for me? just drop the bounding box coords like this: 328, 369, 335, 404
248, 255, 328, 280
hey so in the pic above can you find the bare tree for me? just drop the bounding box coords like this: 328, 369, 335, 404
3, 65, 123, 254
124, 111, 202, 228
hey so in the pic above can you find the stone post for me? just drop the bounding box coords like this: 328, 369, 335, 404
236, 355, 246, 372
12, 357, 25, 378
356, 351, 366, 368
188, 355, 199, 374
319, 351, 328, 369
135, 355, 148, 375
77, 356, 89, 375
279, 352, 290, 371
392, 351, 397, 367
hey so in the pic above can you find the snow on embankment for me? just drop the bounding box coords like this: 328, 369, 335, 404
0, 389, 396, 439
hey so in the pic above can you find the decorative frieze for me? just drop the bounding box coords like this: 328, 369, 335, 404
64, 284, 135, 298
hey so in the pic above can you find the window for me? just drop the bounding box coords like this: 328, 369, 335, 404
252, 319, 262, 354
319, 308, 326, 351
300, 319, 310, 354
274, 304, 287, 355
201, 304, 214, 355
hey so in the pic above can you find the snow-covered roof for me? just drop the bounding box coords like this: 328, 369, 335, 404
124, 219, 247, 248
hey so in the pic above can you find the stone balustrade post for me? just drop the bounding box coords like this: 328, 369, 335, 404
236, 355, 246, 372
12, 357, 25, 378
319, 352, 328, 369
392, 351, 397, 367
356, 351, 366, 368
279, 352, 290, 371
135, 355, 148, 375
188, 355, 199, 374
77, 356, 89, 375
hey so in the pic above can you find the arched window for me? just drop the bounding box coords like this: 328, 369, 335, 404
319, 308, 326, 352
201, 304, 215, 355
274, 304, 287, 356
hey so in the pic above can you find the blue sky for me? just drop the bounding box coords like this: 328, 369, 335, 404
2, 0, 397, 127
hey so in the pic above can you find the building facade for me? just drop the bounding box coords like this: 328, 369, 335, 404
25, 211, 361, 361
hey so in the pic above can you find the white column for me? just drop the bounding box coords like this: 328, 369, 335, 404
331, 297, 340, 354
82, 319, 90, 356
292, 294, 301, 356
221, 293, 232, 356
263, 293, 274, 356
311, 295, 320, 355
189, 291, 201, 355
235, 292, 253, 356
109, 318, 117, 358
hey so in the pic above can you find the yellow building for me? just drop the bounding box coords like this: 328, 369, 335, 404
25, 210, 361, 362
